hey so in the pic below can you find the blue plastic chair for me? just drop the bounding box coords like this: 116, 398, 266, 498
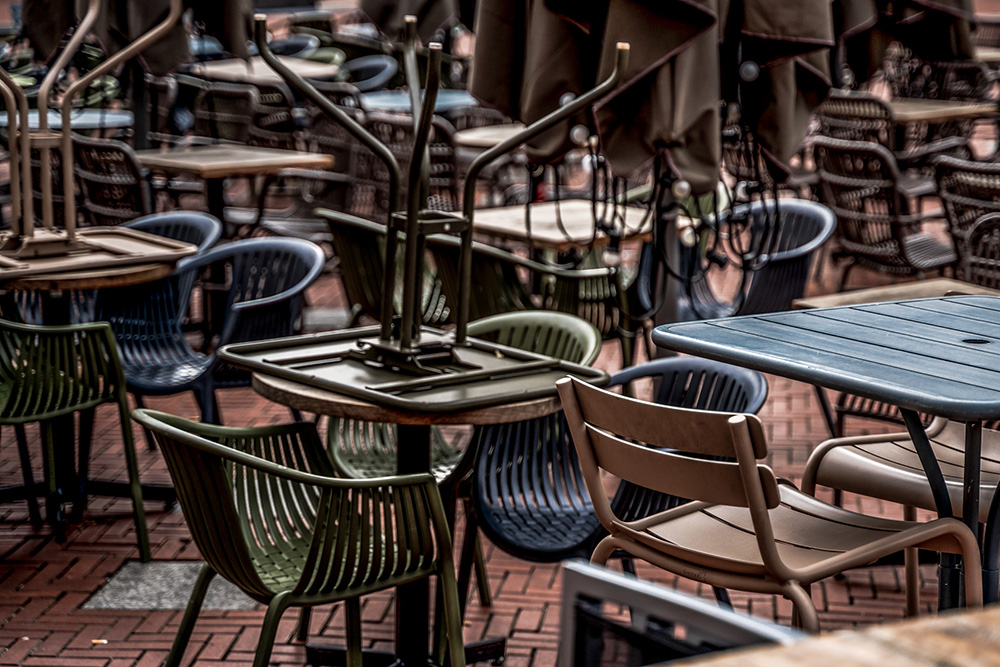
124, 211, 222, 254
466, 357, 767, 597
341, 55, 398, 92
95, 238, 325, 424
677, 199, 836, 320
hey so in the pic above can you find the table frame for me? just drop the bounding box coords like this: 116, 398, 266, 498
653, 295, 1000, 607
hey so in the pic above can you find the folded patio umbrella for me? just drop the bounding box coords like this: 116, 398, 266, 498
362, 0, 470, 41
22, 0, 253, 75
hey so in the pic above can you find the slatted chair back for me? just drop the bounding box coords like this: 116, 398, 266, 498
975, 18, 1000, 48
936, 155, 1000, 246
365, 111, 459, 213
467, 312, 605, 563
193, 81, 259, 144
0, 319, 150, 559
131, 410, 465, 667
426, 235, 543, 322
736, 200, 836, 315
961, 213, 1000, 288
73, 135, 152, 226
606, 357, 769, 522
556, 376, 780, 557
321, 213, 449, 326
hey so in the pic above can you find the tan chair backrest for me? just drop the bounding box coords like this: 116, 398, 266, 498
557, 376, 781, 531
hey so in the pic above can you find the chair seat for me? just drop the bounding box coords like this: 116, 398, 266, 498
121, 347, 214, 393
634, 484, 937, 578
900, 232, 957, 270
809, 420, 1000, 523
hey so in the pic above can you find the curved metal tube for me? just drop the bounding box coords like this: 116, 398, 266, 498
455, 43, 631, 343
59, 0, 184, 238
0, 71, 23, 234
398, 44, 441, 350
401, 16, 430, 206
253, 15, 404, 341
37, 0, 101, 230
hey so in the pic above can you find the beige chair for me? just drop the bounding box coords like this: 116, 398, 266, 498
556, 377, 983, 633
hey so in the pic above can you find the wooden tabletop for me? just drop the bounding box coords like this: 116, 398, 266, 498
886, 99, 997, 123
454, 123, 526, 149
472, 200, 655, 251
672, 605, 1000, 666
135, 145, 335, 179
793, 278, 1000, 310
185, 55, 340, 85
252, 372, 563, 425
0, 262, 173, 292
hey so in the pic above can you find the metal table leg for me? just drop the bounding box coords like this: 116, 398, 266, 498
900, 409, 961, 610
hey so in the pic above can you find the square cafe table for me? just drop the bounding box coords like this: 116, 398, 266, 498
652, 295, 1000, 608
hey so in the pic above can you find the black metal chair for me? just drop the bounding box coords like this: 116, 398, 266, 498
813, 135, 957, 289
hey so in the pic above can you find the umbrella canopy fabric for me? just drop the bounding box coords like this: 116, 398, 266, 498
470, 0, 974, 193
22, 0, 253, 75
362, 0, 469, 42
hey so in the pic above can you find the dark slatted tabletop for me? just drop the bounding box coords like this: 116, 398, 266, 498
652, 295, 1000, 422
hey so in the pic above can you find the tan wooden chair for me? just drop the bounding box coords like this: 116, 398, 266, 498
556, 377, 984, 633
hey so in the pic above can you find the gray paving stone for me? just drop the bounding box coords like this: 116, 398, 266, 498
83, 561, 258, 610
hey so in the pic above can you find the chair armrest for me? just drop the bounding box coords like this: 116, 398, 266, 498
895, 136, 968, 168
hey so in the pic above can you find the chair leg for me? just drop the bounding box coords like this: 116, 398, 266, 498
196, 387, 221, 425
165, 564, 217, 667
40, 421, 65, 542
118, 402, 152, 563
903, 505, 921, 618
253, 592, 294, 667
13, 425, 43, 526
437, 566, 468, 667
712, 586, 733, 610
133, 394, 156, 450
838, 261, 856, 292
290, 408, 305, 423
784, 582, 819, 633
473, 534, 492, 606
590, 536, 617, 566
344, 598, 364, 667
295, 607, 311, 642
71, 409, 96, 522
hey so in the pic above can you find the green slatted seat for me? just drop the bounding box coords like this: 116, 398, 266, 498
132, 410, 465, 667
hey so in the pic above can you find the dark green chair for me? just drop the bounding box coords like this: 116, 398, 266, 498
327, 311, 601, 608
0, 319, 150, 560
132, 410, 465, 667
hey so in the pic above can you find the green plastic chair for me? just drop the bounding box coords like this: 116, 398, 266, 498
131, 410, 465, 667
327, 311, 601, 608
0, 319, 150, 560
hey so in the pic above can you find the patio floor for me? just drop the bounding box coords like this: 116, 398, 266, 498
0, 246, 944, 667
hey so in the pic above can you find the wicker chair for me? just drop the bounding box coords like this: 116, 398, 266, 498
936, 155, 1000, 253
813, 135, 957, 289
73, 135, 152, 227
816, 90, 969, 169
193, 80, 259, 144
